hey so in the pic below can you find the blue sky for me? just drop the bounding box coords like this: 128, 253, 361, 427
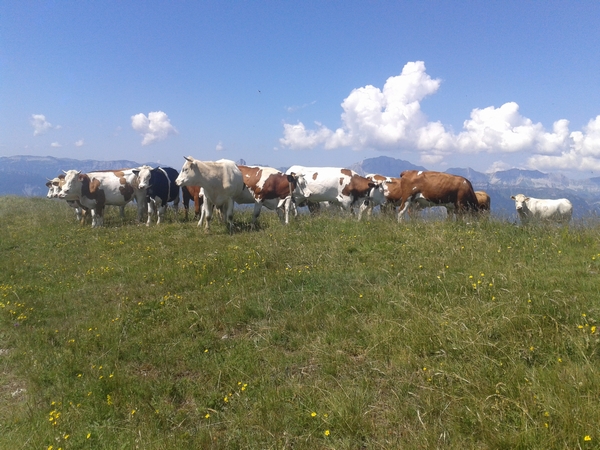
2, 1, 600, 176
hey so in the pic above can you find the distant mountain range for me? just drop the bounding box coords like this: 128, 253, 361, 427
2, 154, 599, 217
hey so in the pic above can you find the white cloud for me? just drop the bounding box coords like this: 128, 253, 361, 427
31, 114, 53, 136
527, 116, 600, 171
75, 139, 84, 147
486, 160, 512, 173
280, 61, 600, 173
216, 141, 224, 151
131, 111, 177, 145
281, 61, 443, 151
51, 142, 61, 148
286, 100, 317, 113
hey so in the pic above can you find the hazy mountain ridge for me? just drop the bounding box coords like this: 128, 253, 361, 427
0, 155, 152, 196
1, 154, 599, 216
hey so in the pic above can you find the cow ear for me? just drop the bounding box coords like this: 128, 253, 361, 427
524, 197, 530, 201
287, 174, 296, 182
132, 170, 139, 175
510, 196, 516, 200
78, 174, 86, 181
184, 156, 193, 162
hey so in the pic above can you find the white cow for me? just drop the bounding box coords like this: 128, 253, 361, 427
511, 194, 572, 224
59, 169, 147, 227
285, 166, 385, 220
175, 157, 244, 232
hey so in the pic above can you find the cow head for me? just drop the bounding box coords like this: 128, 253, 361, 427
367, 180, 386, 206
133, 165, 153, 190
292, 173, 311, 201
175, 157, 197, 186
46, 178, 59, 198
511, 194, 530, 213
58, 170, 82, 199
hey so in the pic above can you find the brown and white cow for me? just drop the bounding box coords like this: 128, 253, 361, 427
59, 169, 147, 227
46, 174, 91, 223
365, 174, 403, 215
285, 165, 385, 220
236, 165, 298, 226
397, 170, 478, 221
175, 157, 244, 232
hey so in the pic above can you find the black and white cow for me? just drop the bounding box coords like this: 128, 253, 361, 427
134, 166, 181, 225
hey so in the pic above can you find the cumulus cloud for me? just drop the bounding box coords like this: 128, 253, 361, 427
75, 139, 84, 147
31, 114, 53, 136
51, 142, 61, 148
527, 116, 600, 171
280, 61, 600, 172
131, 111, 177, 145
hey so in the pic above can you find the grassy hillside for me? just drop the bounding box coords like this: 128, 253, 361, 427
1, 197, 599, 449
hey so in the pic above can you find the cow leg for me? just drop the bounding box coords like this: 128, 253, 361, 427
136, 202, 143, 222
356, 199, 371, 221
224, 198, 235, 234
156, 196, 170, 225
157, 204, 167, 224
91, 205, 104, 227
276, 197, 288, 224
251, 202, 262, 229
284, 197, 292, 224
199, 199, 214, 231
146, 199, 156, 226
307, 201, 320, 215
90, 209, 97, 227
397, 198, 412, 222
156, 197, 166, 225
183, 199, 189, 221
171, 195, 180, 219
118, 205, 126, 219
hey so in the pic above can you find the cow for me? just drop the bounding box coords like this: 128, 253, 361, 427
285, 166, 385, 220
175, 157, 244, 232
475, 191, 491, 213
133, 166, 181, 225
46, 175, 90, 223
182, 185, 203, 220
365, 174, 403, 216
397, 170, 479, 221
58, 169, 147, 227
510, 194, 572, 225
236, 165, 299, 226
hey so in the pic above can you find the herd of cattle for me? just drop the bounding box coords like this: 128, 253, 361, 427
45, 157, 574, 229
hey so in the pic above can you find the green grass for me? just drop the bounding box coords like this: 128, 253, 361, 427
1, 196, 599, 449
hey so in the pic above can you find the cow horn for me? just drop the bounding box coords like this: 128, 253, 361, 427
184, 156, 193, 162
